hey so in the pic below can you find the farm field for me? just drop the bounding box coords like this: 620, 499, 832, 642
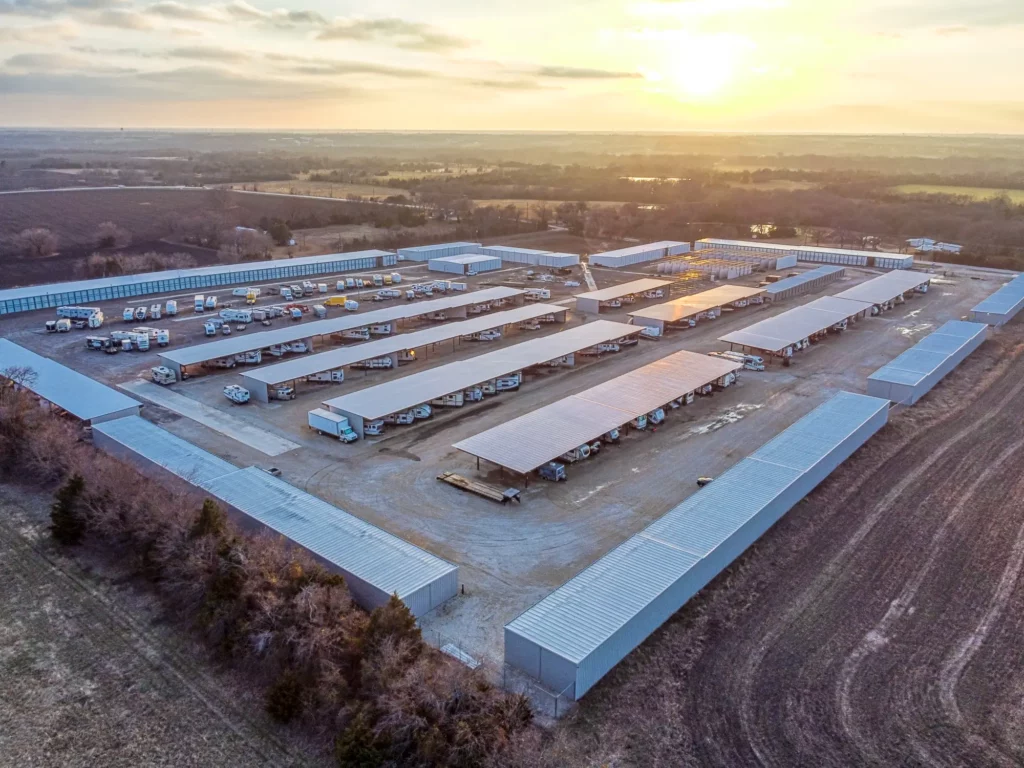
222, 179, 409, 199
892, 184, 1024, 203
475, 199, 636, 220
535, 326, 1024, 766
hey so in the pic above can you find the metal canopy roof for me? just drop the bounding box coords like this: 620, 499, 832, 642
0, 250, 392, 303
971, 274, 1024, 316
574, 279, 672, 303
506, 391, 889, 665
697, 238, 883, 260
324, 320, 641, 420
591, 241, 688, 259
629, 285, 766, 323
205, 466, 458, 602
719, 296, 873, 352
160, 287, 525, 366
399, 242, 480, 256
868, 320, 987, 387
453, 350, 741, 474
92, 415, 238, 486
0, 340, 141, 422
430, 254, 500, 265
242, 304, 565, 386
833, 270, 931, 304
765, 265, 846, 295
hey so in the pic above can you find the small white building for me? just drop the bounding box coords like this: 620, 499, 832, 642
428, 254, 502, 275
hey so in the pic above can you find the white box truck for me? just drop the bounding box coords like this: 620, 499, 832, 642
308, 408, 358, 442
194, 295, 205, 313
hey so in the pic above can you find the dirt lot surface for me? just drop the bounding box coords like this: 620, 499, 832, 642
542, 324, 1024, 767
0, 485, 317, 767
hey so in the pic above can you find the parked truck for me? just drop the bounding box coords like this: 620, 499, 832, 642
313, 305, 327, 319
308, 408, 358, 442
205, 296, 218, 311
194, 295, 205, 313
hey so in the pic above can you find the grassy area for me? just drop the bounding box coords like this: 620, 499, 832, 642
892, 184, 1024, 203
236, 180, 409, 198
725, 179, 819, 191
476, 198, 638, 219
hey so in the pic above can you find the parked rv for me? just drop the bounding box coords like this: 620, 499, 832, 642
344, 300, 359, 311
204, 357, 237, 369
351, 357, 392, 370
306, 370, 345, 384
151, 366, 176, 385
223, 385, 250, 404
235, 350, 262, 365
464, 330, 502, 342
270, 386, 296, 401
313, 305, 327, 319
369, 323, 393, 336
363, 420, 385, 436
205, 296, 218, 311
411, 404, 432, 419
496, 374, 521, 391
431, 392, 464, 408
538, 462, 567, 482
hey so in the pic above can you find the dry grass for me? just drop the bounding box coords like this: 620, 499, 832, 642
891, 184, 1024, 203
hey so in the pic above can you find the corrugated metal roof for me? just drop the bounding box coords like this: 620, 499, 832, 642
241, 304, 566, 385
506, 391, 889, 665
398, 242, 480, 256
0, 340, 141, 422
971, 274, 1024, 316
429, 254, 501, 265
591, 241, 688, 259
454, 351, 740, 474
719, 296, 873, 352
629, 285, 766, 323
160, 287, 525, 366
92, 415, 237, 486
833, 270, 931, 304
574, 279, 672, 303
0, 250, 392, 303
868, 320, 987, 387
325, 320, 641, 420
697, 238, 882, 260
205, 466, 458, 600
765, 266, 846, 295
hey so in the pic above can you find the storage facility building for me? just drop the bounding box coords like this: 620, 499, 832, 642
478, 246, 580, 268
574, 279, 672, 314
157, 287, 526, 377
240, 304, 568, 402
397, 242, 480, 262
589, 241, 690, 269
719, 296, 873, 356
833, 270, 932, 306
91, 416, 459, 616
504, 391, 889, 700
428, 254, 503, 275
695, 239, 914, 270
0, 250, 395, 316
764, 266, 846, 302
453, 350, 741, 476
323, 320, 642, 438
867, 321, 988, 405
0, 340, 142, 424
627, 285, 766, 333
969, 274, 1024, 326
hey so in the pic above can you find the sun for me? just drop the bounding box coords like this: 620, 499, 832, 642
640, 33, 753, 101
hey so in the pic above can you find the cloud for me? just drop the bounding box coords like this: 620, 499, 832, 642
146, 1, 223, 23
536, 65, 641, 79
223, 0, 324, 26
87, 7, 153, 28
934, 25, 971, 35
468, 78, 550, 91
0, 0, 63, 16
135, 64, 357, 99
264, 53, 435, 79
167, 44, 248, 62
5, 51, 133, 73
1, 20, 79, 41
317, 17, 471, 51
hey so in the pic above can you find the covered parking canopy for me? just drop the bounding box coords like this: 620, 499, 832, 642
157, 286, 525, 376
453, 350, 741, 475
0, 340, 142, 424
239, 304, 567, 401
574, 279, 672, 314
833, 270, 931, 305
765, 265, 845, 302
970, 274, 1024, 326
628, 285, 766, 331
323, 320, 642, 437
719, 296, 873, 354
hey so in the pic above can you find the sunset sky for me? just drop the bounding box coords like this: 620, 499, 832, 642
1, 0, 1022, 133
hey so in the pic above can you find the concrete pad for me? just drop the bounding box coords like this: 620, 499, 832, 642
118, 380, 300, 457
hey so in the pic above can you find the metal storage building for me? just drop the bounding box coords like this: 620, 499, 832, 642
0, 340, 142, 424
627, 285, 766, 332
428, 254, 502, 275
867, 320, 988, 405
453, 350, 741, 476
239, 304, 568, 401
0, 250, 395, 316
157, 287, 526, 377
720, 296, 873, 355
476, 246, 579, 268
397, 242, 480, 262
574, 279, 672, 314
695, 239, 912, 269
589, 241, 690, 269
504, 391, 889, 700
323, 320, 642, 437
969, 274, 1024, 326
91, 416, 458, 617
833, 270, 931, 306
765, 266, 846, 302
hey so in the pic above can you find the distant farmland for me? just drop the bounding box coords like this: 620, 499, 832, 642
892, 184, 1024, 204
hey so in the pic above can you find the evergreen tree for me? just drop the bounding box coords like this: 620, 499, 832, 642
365, 594, 421, 653
190, 498, 226, 540
50, 474, 86, 545
334, 709, 385, 768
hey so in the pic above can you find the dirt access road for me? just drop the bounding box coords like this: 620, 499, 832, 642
546, 327, 1024, 767
0, 486, 316, 768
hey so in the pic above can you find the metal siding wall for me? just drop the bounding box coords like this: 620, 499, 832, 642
866, 379, 896, 402
90, 405, 142, 425
575, 297, 600, 314
504, 629, 542, 679
539, 648, 579, 696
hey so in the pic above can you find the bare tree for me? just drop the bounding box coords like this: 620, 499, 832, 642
94, 221, 132, 249
15, 227, 58, 257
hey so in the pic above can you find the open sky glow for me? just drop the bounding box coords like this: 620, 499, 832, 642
1, 0, 1022, 132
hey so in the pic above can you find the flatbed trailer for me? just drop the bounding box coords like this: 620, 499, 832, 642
437, 472, 521, 504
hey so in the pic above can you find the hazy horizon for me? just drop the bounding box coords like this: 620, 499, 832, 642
2, 0, 1023, 134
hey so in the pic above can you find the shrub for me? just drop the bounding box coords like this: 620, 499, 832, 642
365, 594, 422, 655
265, 670, 305, 723
50, 473, 86, 545
190, 498, 227, 539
